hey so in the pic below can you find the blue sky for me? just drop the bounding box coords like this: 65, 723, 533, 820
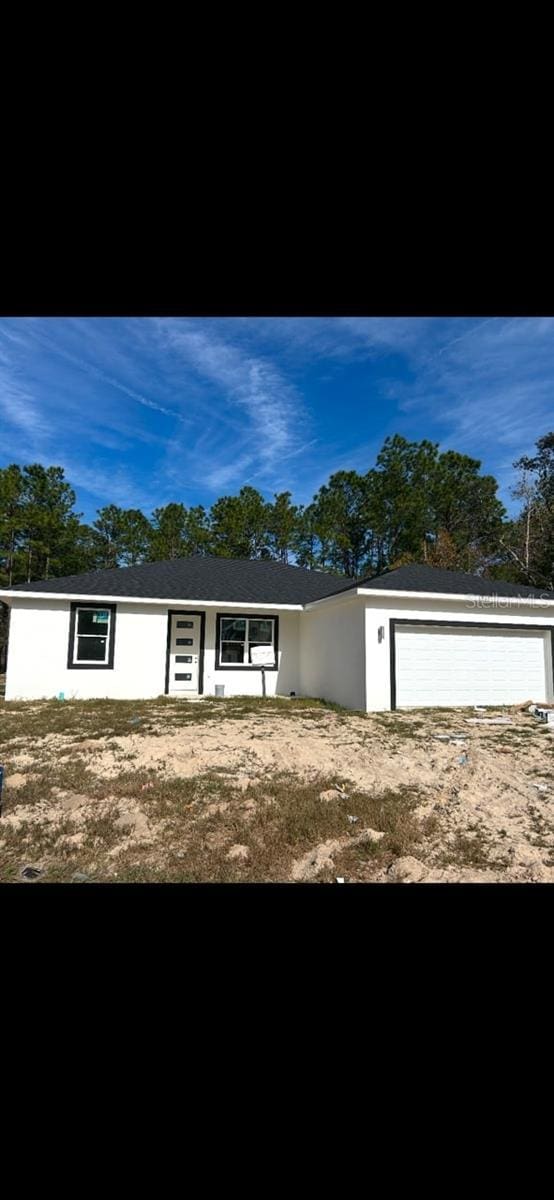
1, 316, 553, 522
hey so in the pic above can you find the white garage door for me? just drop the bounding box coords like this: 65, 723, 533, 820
395, 623, 552, 708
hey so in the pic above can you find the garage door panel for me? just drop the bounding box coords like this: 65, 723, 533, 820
395, 624, 551, 708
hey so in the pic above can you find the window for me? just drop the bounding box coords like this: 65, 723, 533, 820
216, 614, 278, 669
68, 603, 116, 669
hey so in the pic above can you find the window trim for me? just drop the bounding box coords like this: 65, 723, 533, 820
67, 602, 117, 670
215, 613, 279, 670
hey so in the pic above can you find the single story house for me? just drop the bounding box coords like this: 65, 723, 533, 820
1, 557, 554, 710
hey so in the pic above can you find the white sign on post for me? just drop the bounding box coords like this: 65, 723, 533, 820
250, 646, 275, 666
250, 644, 275, 696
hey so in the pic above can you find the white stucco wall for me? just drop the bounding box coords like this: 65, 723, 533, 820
4, 599, 169, 700
4, 600, 302, 701
203, 609, 300, 699
299, 595, 366, 710
364, 595, 554, 711
7, 590, 552, 710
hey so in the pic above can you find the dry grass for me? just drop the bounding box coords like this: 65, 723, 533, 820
0, 693, 351, 747
436, 827, 500, 871
0, 695, 434, 882
2, 695, 554, 883
0, 765, 429, 883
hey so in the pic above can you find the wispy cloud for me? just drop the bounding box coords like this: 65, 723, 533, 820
1, 315, 553, 521
0, 364, 53, 446
152, 319, 310, 490
397, 319, 554, 450
19, 322, 185, 422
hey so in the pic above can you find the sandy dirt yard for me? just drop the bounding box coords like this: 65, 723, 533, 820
1, 694, 553, 883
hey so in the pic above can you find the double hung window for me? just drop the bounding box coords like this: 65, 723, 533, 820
217, 615, 277, 667
69, 603, 116, 668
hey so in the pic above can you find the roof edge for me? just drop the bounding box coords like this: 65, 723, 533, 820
357, 587, 554, 605
305, 586, 554, 610
0, 591, 304, 610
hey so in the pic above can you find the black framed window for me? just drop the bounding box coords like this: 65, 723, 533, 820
215, 614, 279, 670
68, 603, 117, 670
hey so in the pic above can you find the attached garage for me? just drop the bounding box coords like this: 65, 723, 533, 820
392, 621, 554, 709
3, 558, 554, 712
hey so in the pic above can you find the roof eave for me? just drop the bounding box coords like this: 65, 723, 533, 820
305, 586, 554, 609
0, 591, 304, 610
357, 587, 554, 604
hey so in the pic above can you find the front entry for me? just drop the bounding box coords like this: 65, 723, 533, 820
167, 612, 204, 696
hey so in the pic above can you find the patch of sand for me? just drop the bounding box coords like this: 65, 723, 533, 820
84, 710, 554, 881
2, 705, 554, 882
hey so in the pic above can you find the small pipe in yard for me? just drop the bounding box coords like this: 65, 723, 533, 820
261, 666, 266, 698
0, 765, 4, 818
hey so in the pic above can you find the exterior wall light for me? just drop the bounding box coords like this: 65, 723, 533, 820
378, 626, 385, 643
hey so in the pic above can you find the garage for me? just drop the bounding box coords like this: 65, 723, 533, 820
393, 622, 553, 709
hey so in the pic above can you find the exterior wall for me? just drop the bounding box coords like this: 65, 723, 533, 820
4, 600, 301, 702
5, 599, 169, 700
299, 596, 366, 710
203, 609, 300, 699
7, 589, 553, 710
364, 595, 554, 711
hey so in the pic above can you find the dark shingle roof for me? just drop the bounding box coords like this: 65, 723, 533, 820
6, 556, 354, 606
346, 563, 554, 600
5, 559, 553, 606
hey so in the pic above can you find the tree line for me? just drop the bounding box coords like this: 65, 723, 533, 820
1, 432, 553, 595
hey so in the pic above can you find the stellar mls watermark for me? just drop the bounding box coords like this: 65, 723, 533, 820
465, 593, 553, 610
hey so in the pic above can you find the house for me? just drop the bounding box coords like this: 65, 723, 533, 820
1, 557, 554, 710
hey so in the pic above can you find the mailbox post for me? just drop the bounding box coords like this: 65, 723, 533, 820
250, 645, 276, 697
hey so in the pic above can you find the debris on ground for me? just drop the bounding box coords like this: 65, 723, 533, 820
432, 734, 468, 745
465, 717, 513, 725
533, 708, 554, 725
20, 865, 43, 880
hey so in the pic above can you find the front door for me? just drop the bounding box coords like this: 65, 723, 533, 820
168, 613, 203, 696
